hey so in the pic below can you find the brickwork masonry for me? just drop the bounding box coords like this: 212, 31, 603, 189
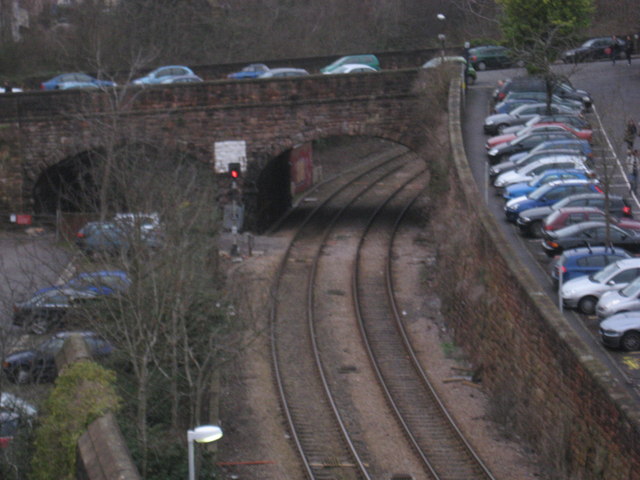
430, 79, 640, 479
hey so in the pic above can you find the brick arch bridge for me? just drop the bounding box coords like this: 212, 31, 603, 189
0, 68, 431, 228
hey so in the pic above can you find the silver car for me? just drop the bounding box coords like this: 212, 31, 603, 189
596, 276, 640, 319
599, 311, 640, 351
560, 258, 640, 315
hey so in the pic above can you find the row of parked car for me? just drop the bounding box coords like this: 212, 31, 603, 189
483, 75, 640, 352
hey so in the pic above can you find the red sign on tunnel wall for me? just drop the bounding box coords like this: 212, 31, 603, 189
290, 143, 313, 195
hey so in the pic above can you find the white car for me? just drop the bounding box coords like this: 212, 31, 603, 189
493, 156, 590, 189
561, 258, 640, 314
323, 64, 378, 74
599, 311, 640, 351
596, 276, 640, 319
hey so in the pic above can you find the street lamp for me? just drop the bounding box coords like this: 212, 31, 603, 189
437, 13, 446, 60
187, 425, 223, 480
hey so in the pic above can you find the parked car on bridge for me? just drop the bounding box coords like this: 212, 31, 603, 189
541, 221, 640, 258
504, 180, 602, 222
516, 193, 631, 237
323, 64, 379, 74
133, 65, 196, 85
2, 331, 113, 384
561, 36, 626, 63
40, 72, 116, 90
468, 45, 518, 70
484, 102, 582, 136
599, 311, 640, 351
559, 257, 640, 314
422, 56, 477, 84
502, 169, 594, 201
0, 393, 36, 448
258, 68, 309, 78
596, 276, 640, 319
160, 74, 203, 84
320, 54, 380, 73
549, 246, 632, 286
227, 63, 270, 79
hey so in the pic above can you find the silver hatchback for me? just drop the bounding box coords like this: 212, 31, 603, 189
596, 276, 640, 319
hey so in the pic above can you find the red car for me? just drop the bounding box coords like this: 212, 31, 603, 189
542, 206, 640, 233
486, 123, 592, 150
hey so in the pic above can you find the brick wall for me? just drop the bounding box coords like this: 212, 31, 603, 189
436, 80, 640, 479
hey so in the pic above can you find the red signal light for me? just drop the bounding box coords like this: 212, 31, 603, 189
228, 162, 241, 179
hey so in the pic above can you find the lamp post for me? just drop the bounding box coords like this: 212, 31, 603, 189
187, 425, 223, 480
437, 13, 446, 60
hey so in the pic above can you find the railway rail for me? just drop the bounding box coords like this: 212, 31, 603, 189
270, 143, 497, 479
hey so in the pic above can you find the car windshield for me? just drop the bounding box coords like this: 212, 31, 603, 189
591, 261, 622, 283
528, 183, 554, 200
620, 277, 640, 297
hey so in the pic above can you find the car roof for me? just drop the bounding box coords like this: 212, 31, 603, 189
561, 245, 630, 256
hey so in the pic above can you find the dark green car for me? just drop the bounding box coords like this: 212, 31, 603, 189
468, 45, 517, 71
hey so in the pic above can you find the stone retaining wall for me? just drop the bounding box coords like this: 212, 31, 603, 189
436, 79, 640, 478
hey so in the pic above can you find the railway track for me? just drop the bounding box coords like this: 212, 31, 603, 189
270, 144, 497, 479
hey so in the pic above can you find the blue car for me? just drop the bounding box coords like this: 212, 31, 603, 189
40, 72, 116, 90
502, 169, 593, 201
34, 270, 130, 297
507, 138, 592, 164
133, 65, 195, 85
227, 63, 270, 79
504, 179, 602, 222
549, 246, 632, 286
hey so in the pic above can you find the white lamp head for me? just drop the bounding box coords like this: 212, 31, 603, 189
188, 425, 223, 444
437, 13, 446, 21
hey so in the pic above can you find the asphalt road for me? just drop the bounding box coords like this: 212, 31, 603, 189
462, 60, 640, 398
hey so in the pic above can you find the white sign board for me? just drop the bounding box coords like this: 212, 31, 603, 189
214, 141, 247, 174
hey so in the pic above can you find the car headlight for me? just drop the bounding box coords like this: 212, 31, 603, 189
485, 119, 495, 126
489, 148, 499, 156
518, 215, 530, 223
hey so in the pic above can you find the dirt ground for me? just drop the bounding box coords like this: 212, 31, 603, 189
216, 138, 547, 480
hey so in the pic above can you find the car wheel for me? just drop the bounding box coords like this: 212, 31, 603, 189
578, 296, 598, 315
477, 61, 487, 71
621, 331, 640, 351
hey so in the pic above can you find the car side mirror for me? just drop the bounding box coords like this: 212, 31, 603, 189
606, 280, 615, 286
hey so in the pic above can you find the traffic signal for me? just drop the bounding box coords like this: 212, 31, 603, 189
228, 162, 241, 179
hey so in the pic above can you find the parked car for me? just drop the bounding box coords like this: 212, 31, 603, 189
227, 63, 270, 79
488, 130, 579, 164
2, 331, 113, 384
75, 220, 163, 256
599, 312, 640, 350
133, 65, 195, 85
258, 68, 309, 78
12, 287, 100, 334
320, 54, 380, 73
160, 74, 203, 84
40, 72, 116, 90
492, 76, 592, 109
502, 169, 593, 201
493, 156, 591, 189
542, 206, 640, 234
493, 92, 584, 115
501, 114, 591, 136
323, 64, 378, 74
489, 149, 588, 179
484, 102, 581, 136
422, 56, 477, 84
504, 180, 602, 222
559, 257, 640, 314
113, 212, 161, 233
561, 36, 626, 63
468, 45, 517, 70
541, 221, 640, 258
516, 193, 632, 237
34, 270, 130, 297
550, 246, 632, 286
486, 123, 591, 150
0, 393, 36, 448
596, 276, 640, 319
505, 138, 592, 165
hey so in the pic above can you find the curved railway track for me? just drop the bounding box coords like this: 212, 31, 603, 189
270, 145, 497, 479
